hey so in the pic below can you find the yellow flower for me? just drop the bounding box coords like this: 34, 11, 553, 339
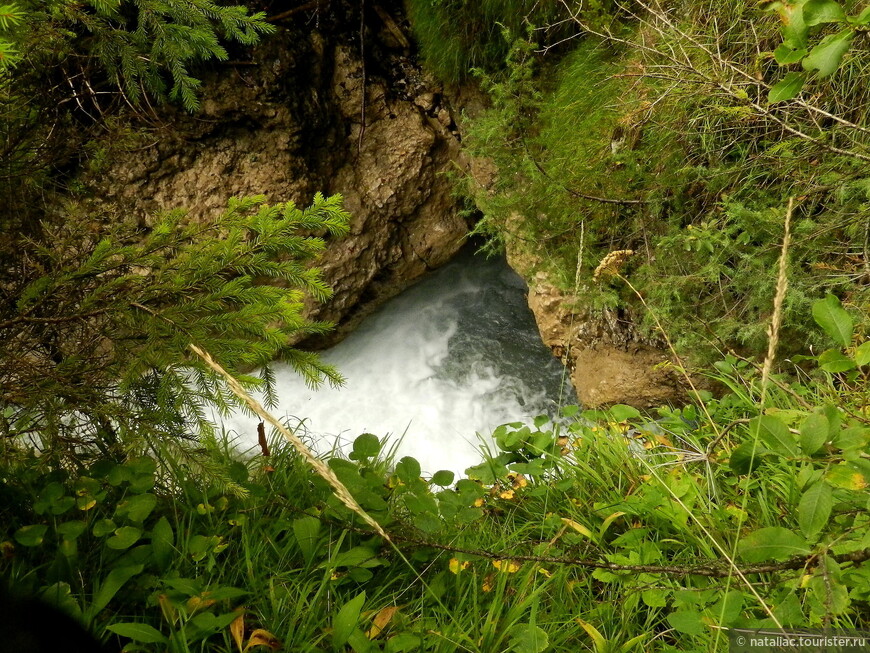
537, 567, 552, 578
473, 497, 485, 507
492, 559, 520, 573
499, 489, 515, 500
449, 558, 470, 574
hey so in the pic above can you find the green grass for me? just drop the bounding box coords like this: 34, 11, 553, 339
2, 304, 869, 651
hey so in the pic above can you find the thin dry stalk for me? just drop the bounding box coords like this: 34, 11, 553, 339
760, 198, 794, 405
188, 343, 391, 541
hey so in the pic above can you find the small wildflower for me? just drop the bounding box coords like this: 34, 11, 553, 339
593, 249, 634, 281
511, 474, 528, 489
499, 489, 515, 500
473, 497, 485, 507
449, 558, 470, 574
482, 575, 494, 593
537, 567, 552, 578
492, 559, 520, 573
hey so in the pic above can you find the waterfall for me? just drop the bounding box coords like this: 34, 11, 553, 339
215, 247, 575, 476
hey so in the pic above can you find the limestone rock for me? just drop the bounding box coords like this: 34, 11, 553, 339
89, 27, 468, 348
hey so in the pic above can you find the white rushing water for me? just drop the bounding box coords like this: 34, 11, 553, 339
216, 247, 575, 476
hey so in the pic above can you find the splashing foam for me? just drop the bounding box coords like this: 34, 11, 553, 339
216, 248, 574, 476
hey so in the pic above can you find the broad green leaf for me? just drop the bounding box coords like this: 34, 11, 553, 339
89, 564, 144, 617
116, 493, 157, 522
798, 482, 832, 538
773, 43, 808, 64
803, 0, 846, 25
854, 341, 870, 366
292, 515, 321, 564
818, 349, 855, 373
14, 524, 48, 547
609, 404, 640, 422
394, 457, 421, 483
802, 29, 854, 77
151, 516, 174, 570
667, 610, 705, 635
509, 623, 549, 653
642, 589, 668, 608
430, 470, 454, 487
768, 71, 806, 103
106, 622, 168, 644
826, 462, 870, 490
738, 527, 810, 562
93, 519, 116, 537
800, 413, 829, 454
833, 427, 870, 459
776, 1, 810, 47
386, 633, 422, 652
812, 295, 853, 345
332, 591, 366, 650
106, 526, 142, 550
751, 415, 798, 457
729, 441, 768, 475
57, 521, 87, 540
351, 433, 380, 459
708, 590, 744, 626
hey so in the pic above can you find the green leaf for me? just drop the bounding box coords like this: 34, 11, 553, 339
642, 589, 668, 608
151, 516, 174, 570
509, 623, 549, 653
93, 519, 117, 537
802, 29, 854, 76
800, 413, 829, 455
768, 71, 806, 103
431, 470, 455, 486
738, 527, 810, 562
89, 564, 144, 617
105, 622, 168, 644
818, 349, 856, 373
849, 6, 870, 24
773, 43, 808, 65
798, 482, 832, 539
812, 295, 853, 345
826, 462, 870, 490
750, 415, 798, 457
608, 404, 640, 422
14, 524, 48, 547
709, 590, 743, 626
332, 591, 366, 650
116, 493, 157, 522
854, 341, 870, 366
292, 515, 321, 564
351, 433, 381, 460
667, 610, 705, 635
106, 526, 142, 550
803, 0, 846, 25
395, 457, 421, 483
57, 521, 87, 540
386, 633, 422, 652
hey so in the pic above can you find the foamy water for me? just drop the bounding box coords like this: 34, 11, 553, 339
215, 248, 575, 476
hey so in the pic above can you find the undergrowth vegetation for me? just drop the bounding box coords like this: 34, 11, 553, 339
2, 297, 869, 652
457, 0, 870, 360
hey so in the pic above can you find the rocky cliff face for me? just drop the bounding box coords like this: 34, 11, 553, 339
90, 5, 467, 346
89, 1, 689, 407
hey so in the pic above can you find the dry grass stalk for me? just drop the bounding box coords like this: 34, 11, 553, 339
189, 343, 391, 541
760, 198, 794, 404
